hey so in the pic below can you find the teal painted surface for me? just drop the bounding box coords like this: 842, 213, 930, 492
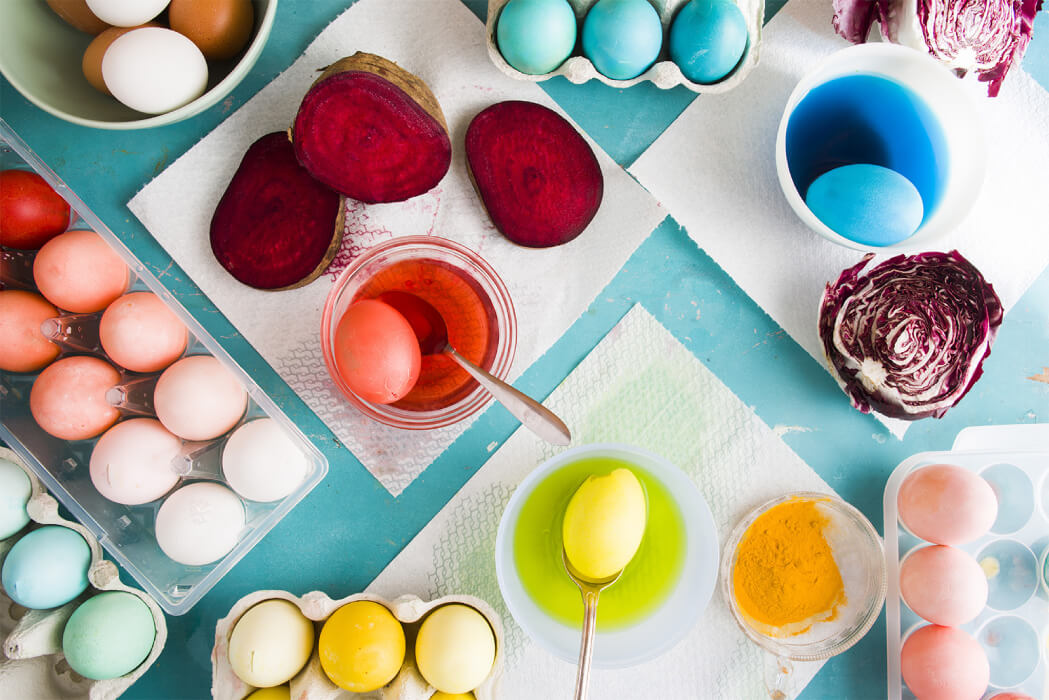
1, 1, 1047, 698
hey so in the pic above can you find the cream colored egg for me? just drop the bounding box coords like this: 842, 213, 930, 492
228, 600, 314, 688
102, 27, 208, 115
415, 605, 495, 694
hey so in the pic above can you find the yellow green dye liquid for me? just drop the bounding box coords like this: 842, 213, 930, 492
513, 456, 687, 629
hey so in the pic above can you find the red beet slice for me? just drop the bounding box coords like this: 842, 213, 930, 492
210, 132, 344, 290
292, 53, 452, 204
465, 101, 604, 248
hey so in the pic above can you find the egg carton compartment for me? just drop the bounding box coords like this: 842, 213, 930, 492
0, 118, 328, 615
485, 0, 764, 93
884, 424, 1049, 700
212, 590, 505, 700
0, 447, 168, 700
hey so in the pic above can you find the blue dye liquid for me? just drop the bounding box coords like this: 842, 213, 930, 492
785, 74, 949, 231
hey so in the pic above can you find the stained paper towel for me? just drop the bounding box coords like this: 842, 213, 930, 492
628, 0, 1049, 438
368, 305, 832, 699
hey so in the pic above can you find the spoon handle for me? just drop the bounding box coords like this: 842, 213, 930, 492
573, 588, 600, 700
445, 347, 571, 446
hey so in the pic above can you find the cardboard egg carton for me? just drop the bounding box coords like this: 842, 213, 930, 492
0, 447, 168, 700
485, 0, 765, 93
212, 590, 505, 700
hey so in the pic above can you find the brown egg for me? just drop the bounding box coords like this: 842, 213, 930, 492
168, 0, 254, 61
81, 23, 161, 95
45, 0, 111, 35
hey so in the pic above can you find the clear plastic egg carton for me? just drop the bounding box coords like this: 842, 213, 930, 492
0, 119, 328, 615
485, 0, 764, 93
883, 425, 1049, 700
212, 590, 505, 700
0, 447, 168, 700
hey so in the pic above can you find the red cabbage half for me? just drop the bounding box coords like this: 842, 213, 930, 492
818, 251, 1003, 420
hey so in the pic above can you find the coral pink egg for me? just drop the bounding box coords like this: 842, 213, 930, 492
988, 694, 1037, 700
30, 356, 121, 440
900, 545, 987, 625
333, 299, 421, 405
90, 418, 181, 505
33, 229, 129, 313
901, 625, 989, 700
898, 464, 997, 545
154, 355, 247, 441
100, 292, 188, 373
0, 290, 60, 373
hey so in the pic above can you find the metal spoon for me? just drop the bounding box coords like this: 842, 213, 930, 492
377, 291, 571, 446
562, 550, 624, 700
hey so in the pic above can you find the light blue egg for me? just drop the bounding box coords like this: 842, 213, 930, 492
582, 0, 663, 80
1, 525, 91, 609
497, 0, 577, 75
669, 0, 748, 84
0, 458, 32, 540
63, 591, 156, 680
805, 164, 924, 246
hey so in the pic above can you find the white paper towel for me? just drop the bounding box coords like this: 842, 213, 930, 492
128, 0, 666, 496
628, 0, 1049, 439
368, 305, 833, 699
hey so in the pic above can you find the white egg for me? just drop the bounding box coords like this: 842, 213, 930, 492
85, 0, 170, 27
90, 419, 181, 506
222, 419, 309, 503
102, 27, 208, 115
155, 483, 244, 566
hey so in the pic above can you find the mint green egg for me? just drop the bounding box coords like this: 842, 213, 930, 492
497, 0, 577, 75
63, 591, 156, 680
0, 458, 31, 540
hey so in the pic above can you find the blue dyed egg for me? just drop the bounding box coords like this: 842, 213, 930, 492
497, 0, 577, 75
1, 525, 91, 609
669, 0, 748, 84
805, 164, 924, 246
0, 458, 31, 540
582, 0, 663, 80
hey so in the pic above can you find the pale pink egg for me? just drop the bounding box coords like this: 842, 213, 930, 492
333, 299, 421, 405
100, 292, 188, 373
154, 355, 247, 441
901, 625, 989, 700
33, 229, 129, 313
988, 693, 1037, 700
0, 290, 60, 373
900, 545, 987, 626
30, 356, 121, 440
898, 464, 997, 545
90, 418, 181, 505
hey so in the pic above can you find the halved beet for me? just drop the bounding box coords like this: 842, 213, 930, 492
465, 101, 603, 248
210, 132, 344, 290
292, 53, 452, 204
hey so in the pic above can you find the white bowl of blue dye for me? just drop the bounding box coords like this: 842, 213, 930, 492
775, 43, 985, 251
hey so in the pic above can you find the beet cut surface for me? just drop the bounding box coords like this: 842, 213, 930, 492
465, 101, 604, 248
210, 132, 344, 290
292, 53, 452, 204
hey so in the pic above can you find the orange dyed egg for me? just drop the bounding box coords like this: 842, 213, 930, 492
30, 356, 121, 441
0, 290, 60, 373
334, 300, 421, 405
33, 230, 129, 313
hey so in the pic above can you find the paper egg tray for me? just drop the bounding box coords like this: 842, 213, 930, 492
485, 0, 764, 93
0, 119, 328, 616
212, 590, 505, 700
0, 447, 168, 700
883, 425, 1049, 700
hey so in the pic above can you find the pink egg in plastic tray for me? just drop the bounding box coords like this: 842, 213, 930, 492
884, 425, 1049, 700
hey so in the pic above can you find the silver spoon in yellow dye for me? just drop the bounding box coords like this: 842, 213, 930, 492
562, 551, 625, 700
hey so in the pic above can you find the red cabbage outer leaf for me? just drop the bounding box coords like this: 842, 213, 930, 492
818, 251, 1003, 420
832, 0, 881, 42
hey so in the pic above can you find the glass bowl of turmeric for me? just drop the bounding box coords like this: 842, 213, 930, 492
720, 492, 885, 661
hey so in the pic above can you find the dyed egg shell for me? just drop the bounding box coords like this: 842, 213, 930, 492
154, 355, 247, 441
1, 525, 91, 609
30, 356, 121, 441
319, 600, 405, 692
0, 170, 72, 250
0, 458, 32, 540
334, 300, 421, 405
805, 164, 923, 246
90, 419, 181, 505
432, 694, 476, 700
497, 0, 577, 75
988, 694, 1037, 700
222, 419, 308, 503
100, 292, 188, 373
245, 687, 291, 700
563, 468, 646, 581
154, 482, 244, 566
900, 545, 987, 626
898, 464, 997, 545
228, 599, 314, 688
33, 229, 129, 313
0, 290, 60, 373
901, 625, 989, 700
416, 604, 496, 694
102, 27, 208, 114
62, 591, 156, 680
582, 0, 663, 80
669, 0, 747, 84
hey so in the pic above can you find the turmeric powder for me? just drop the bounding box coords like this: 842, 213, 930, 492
732, 498, 846, 635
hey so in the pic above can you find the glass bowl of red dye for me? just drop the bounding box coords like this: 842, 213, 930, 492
320, 236, 516, 430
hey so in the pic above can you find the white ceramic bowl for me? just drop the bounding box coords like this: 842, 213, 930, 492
495, 443, 718, 668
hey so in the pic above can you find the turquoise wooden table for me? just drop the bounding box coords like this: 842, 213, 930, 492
3, 1, 1048, 698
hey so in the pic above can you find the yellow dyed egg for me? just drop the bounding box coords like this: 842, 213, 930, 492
228, 600, 314, 688
415, 604, 495, 694
244, 687, 290, 700
318, 601, 405, 692
562, 468, 647, 581
432, 693, 476, 700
